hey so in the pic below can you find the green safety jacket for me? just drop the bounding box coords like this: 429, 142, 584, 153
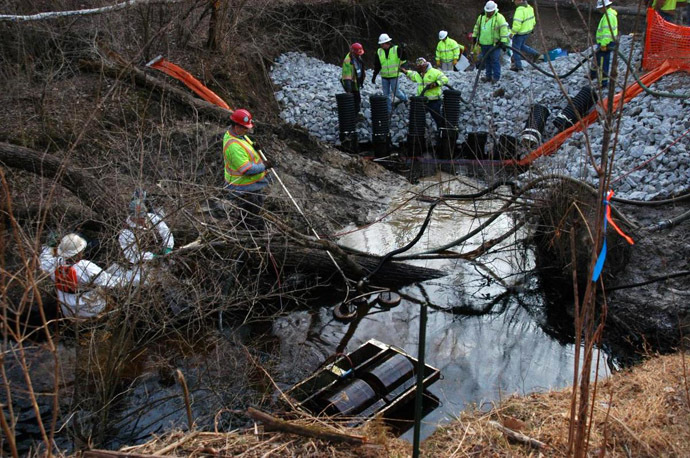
341, 52, 360, 91
652, 0, 677, 11
377, 46, 404, 78
435, 37, 464, 64
473, 12, 510, 46
223, 131, 266, 187
511, 4, 536, 35
405, 67, 449, 100
596, 8, 618, 46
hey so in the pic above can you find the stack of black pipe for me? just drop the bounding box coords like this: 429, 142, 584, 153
438, 89, 462, 159
407, 96, 427, 155
336, 93, 358, 153
370, 95, 389, 158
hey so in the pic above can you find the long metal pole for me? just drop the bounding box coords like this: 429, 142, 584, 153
412, 298, 428, 458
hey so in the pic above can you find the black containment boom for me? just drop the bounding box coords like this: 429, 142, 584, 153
553, 85, 599, 132
520, 103, 550, 147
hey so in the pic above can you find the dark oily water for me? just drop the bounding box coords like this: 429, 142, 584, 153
272, 173, 608, 440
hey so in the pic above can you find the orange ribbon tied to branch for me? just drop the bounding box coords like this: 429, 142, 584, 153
592, 190, 634, 282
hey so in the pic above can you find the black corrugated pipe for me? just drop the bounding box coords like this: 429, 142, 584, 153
496, 134, 519, 159
520, 104, 550, 147
407, 96, 427, 155
553, 86, 599, 132
336, 92, 358, 153
459, 131, 488, 159
442, 89, 462, 129
438, 89, 462, 160
370, 95, 390, 158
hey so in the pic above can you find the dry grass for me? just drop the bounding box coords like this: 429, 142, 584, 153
423, 352, 690, 457
99, 352, 690, 457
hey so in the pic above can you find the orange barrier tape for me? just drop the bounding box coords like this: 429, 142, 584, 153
148, 56, 231, 111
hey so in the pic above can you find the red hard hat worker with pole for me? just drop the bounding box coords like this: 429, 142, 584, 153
223, 108, 273, 229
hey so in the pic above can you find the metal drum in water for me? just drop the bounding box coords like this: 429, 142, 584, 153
322, 378, 377, 416
361, 353, 414, 394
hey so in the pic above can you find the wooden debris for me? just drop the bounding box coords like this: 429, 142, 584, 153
246, 407, 367, 445
489, 420, 547, 450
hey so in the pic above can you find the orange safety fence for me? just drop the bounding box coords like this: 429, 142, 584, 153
510, 8, 690, 167
643, 8, 690, 71
147, 56, 232, 112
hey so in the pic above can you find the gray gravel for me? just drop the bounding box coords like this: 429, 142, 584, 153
271, 36, 690, 201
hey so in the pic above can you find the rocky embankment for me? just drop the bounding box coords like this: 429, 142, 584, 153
271, 36, 690, 202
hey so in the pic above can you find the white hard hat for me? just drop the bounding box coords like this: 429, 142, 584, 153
596, 0, 612, 7
378, 33, 392, 45
484, 0, 498, 12
57, 233, 87, 258
439, 30, 448, 40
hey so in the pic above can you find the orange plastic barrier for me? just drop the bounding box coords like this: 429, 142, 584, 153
147, 56, 231, 111
643, 8, 690, 71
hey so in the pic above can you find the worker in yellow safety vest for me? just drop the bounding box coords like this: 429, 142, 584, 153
591, 0, 619, 89
472, 1, 511, 83
372, 33, 408, 112
341, 42, 366, 114
510, 0, 541, 72
435, 31, 464, 71
401, 57, 449, 130
223, 108, 273, 229
653, 0, 677, 22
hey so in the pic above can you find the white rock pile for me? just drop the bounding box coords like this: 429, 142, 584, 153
270, 35, 690, 200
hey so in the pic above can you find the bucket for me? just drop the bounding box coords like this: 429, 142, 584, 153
454, 55, 470, 72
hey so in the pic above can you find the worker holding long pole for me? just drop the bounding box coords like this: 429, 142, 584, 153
222, 108, 273, 230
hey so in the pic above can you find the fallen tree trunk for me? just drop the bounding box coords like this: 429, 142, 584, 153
0, 142, 113, 217
266, 244, 446, 287
247, 407, 367, 445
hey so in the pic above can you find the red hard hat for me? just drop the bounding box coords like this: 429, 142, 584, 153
230, 109, 254, 129
350, 43, 364, 56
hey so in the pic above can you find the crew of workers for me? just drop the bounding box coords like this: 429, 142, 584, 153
40, 0, 631, 319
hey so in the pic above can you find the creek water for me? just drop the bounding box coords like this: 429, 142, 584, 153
272, 172, 608, 440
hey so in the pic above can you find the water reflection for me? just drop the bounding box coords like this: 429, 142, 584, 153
274, 173, 608, 439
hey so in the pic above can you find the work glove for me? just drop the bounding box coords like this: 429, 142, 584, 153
600, 44, 608, 52
263, 159, 274, 169
452, 59, 458, 66
499, 42, 508, 51
251, 142, 262, 152
436, 60, 441, 68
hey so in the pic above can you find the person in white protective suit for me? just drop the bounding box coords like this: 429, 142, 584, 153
40, 233, 137, 318
118, 191, 174, 267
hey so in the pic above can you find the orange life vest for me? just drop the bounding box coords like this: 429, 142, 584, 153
55, 264, 79, 293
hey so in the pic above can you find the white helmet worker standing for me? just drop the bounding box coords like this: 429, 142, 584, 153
472, 0, 510, 82
372, 33, 408, 112
49, 233, 135, 318
435, 30, 464, 70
